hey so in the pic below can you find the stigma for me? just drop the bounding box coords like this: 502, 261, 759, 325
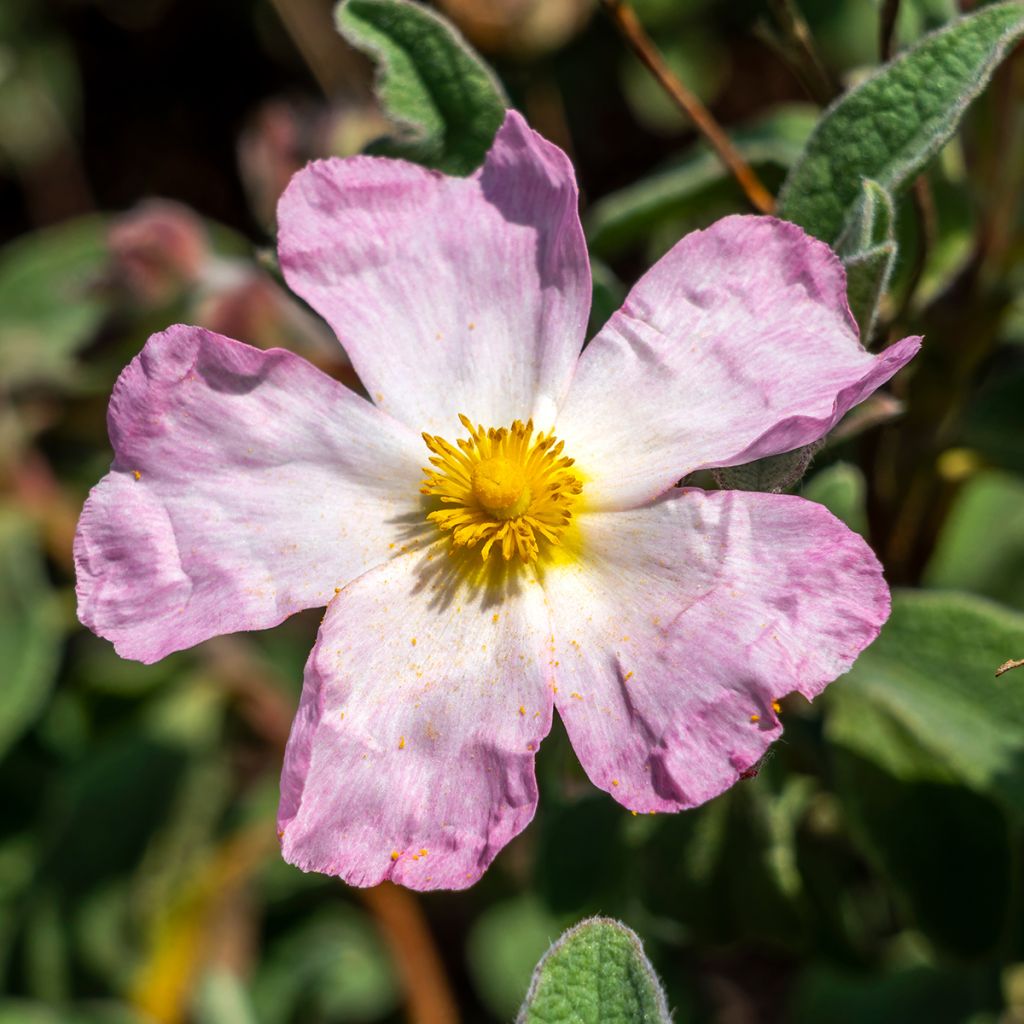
420, 415, 582, 562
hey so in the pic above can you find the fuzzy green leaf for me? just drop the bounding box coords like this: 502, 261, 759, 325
335, 0, 506, 175
778, 2, 1024, 243
838, 180, 898, 341
517, 918, 671, 1024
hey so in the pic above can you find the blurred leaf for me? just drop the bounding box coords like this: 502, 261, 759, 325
0, 216, 108, 389
335, 0, 506, 175
831, 745, 1011, 957
589, 259, 624, 339
0, 1002, 147, 1024
837, 180, 897, 342
0, 507, 64, 760
194, 971, 258, 1024
789, 963, 992, 1024
586, 106, 817, 259
778, 2, 1024, 243
829, 590, 1024, 819
619, 30, 725, 136
924, 470, 1024, 610
517, 917, 671, 1024
251, 906, 399, 1024
467, 897, 559, 1021
641, 773, 813, 949
800, 462, 868, 536
537, 795, 627, 915
961, 356, 1024, 475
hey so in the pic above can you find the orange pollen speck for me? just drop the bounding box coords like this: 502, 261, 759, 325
419, 414, 582, 563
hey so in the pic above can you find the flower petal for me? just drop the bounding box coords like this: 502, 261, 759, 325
556, 216, 921, 509
277, 110, 590, 434
75, 325, 426, 664
278, 552, 553, 890
542, 488, 889, 811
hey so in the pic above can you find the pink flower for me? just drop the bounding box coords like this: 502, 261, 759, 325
75, 112, 920, 890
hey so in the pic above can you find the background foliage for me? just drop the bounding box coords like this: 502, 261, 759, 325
2, 0, 1024, 1021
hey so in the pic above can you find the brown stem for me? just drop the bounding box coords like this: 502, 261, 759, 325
360, 883, 460, 1024
878, 0, 901, 62
601, 0, 776, 215
267, 0, 370, 97
996, 658, 1024, 678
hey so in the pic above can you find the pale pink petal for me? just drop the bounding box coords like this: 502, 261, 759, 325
556, 216, 921, 509
277, 110, 589, 434
278, 552, 553, 890
542, 488, 889, 811
74, 325, 426, 664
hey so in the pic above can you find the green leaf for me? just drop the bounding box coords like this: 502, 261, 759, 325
251, 907, 399, 1024
713, 443, 822, 494
837, 180, 897, 342
640, 772, 813, 949
789, 963, 990, 1024
800, 462, 868, 536
586, 105, 817, 259
193, 971, 258, 1024
517, 918, 671, 1024
924, 469, 1024, 610
467, 897, 559, 1021
778, 2, 1024, 243
0, 216, 109, 389
0, 508, 64, 760
828, 589, 1024, 819
335, 0, 506, 175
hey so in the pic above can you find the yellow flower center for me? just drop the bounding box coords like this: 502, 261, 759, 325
420, 414, 582, 562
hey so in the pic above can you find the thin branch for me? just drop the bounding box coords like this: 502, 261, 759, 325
879, 0, 901, 62
361, 883, 460, 1024
601, 0, 776, 215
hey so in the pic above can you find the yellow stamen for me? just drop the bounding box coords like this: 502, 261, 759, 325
420, 415, 583, 563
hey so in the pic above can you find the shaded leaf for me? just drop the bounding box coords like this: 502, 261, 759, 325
0, 508, 64, 760
335, 0, 506, 175
586, 105, 817, 259
778, 2, 1024, 243
468, 897, 560, 1021
713, 442, 822, 494
251, 907, 399, 1024
828, 589, 1024, 819
800, 462, 868, 536
517, 918, 671, 1024
789, 963, 992, 1024
924, 469, 1024, 611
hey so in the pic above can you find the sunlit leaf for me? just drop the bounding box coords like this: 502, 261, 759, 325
778, 2, 1024, 243
517, 918, 671, 1024
335, 0, 506, 174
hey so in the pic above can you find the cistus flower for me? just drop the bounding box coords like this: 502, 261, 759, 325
75, 111, 920, 890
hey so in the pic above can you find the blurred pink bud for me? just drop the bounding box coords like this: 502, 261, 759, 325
107, 199, 208, 306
